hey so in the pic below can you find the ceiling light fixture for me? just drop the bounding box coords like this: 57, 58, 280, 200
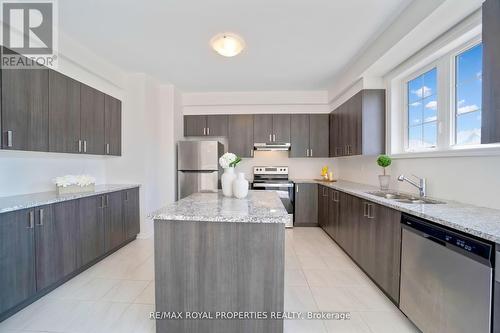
210, 33, 245, 57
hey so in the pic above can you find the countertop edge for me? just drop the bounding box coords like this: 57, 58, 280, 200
294, 179, 500, 244
0, 184, 141, 214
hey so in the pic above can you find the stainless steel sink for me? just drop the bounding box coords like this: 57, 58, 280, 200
366, 191, 444, 204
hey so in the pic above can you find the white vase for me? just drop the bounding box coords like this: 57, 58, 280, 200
233, 172, 249, 199
221, 167, 236, 197
379, 175, 391, 191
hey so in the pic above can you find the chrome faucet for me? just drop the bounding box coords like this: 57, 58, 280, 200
398, 174, 427, 198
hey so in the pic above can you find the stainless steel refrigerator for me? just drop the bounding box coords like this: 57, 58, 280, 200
177, 141, 224, 199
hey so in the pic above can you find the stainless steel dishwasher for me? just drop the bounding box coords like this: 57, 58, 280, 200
400, 214, 493, 333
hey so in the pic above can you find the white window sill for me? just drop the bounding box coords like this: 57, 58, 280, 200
390, 145, 500, 159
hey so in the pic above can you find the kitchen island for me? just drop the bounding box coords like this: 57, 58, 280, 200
150, 191, 289, 333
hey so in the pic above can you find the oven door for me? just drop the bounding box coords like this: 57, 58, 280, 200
252, 182, 294, 227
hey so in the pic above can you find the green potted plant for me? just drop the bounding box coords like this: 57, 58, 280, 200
377, 155, 392, 191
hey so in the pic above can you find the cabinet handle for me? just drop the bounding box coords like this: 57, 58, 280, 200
100, 195, 105, 209
27, 211, 34, 229
125, 191, 129, 201
296, 185, 299, 193
37, 208, 44, 226
83, 140, 87, 153
363, 203, 369, 217
203, 128, 206, 136
7, 130, 13, 147
306, 149, 309, 157
310, 148, 313, 157
269, 134, 272, 142
368, 204, 375, 219
334, 191, 339, 202
207, 127, 210, 135
273, 134, 276, 142
106, 143, 110, 155
105, 195, 109, 207
78, 140, 82, 153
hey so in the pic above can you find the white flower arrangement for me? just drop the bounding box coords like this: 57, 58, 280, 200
219, 152, 242, 169
54, 175, 96, 188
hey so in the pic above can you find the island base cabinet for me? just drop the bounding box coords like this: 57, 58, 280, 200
155, 221, 284, 333
0, 209, 36, 315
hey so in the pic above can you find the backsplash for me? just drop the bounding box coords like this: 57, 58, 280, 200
336, 155, 500, 210
237, 150, 337, 181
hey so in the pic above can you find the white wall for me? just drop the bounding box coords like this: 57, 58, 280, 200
336, 155, 500, 210
105, 75, 180, 237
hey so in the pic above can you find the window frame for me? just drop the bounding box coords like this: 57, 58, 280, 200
449, 37, 482, 148
402, 61, 441, 153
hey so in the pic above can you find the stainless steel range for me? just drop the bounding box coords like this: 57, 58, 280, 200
252, 166, 294, 228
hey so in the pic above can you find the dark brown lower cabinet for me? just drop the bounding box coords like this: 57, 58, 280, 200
318, 185, 329, 230
123, 188, 140, 240
104, 191, 125, 252
327, 189, 340, 239
78, 195, 105, 267
368, 203, 402, 303
0, 187, 141, 322
294, 183, 318, 227
34, 201, 79, 291
0, 209, 36, 315
333, 192, 402, 304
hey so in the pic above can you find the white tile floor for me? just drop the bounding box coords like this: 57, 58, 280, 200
0, 227, 419, 333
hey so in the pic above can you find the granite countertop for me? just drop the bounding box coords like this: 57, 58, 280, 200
0, 184, 141, 214
293, 179, 500, 243
151, 191, 289, 224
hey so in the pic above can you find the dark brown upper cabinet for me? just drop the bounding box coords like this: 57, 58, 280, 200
273, 114, 291, 143
228, 114, 254, 158
184, 115, 206, 136
253, 114, 274, 143
1, 66, 49, 151
482, 0, 500, 144
48, 71, 81, 153
253, 114, 291, 143
206, 115, 228, 137
184, 115, 228, 137
309, 114, 330, 157
290, 114, 309, 157
80, 84, 105, 155
104, 95, 122, 156
290, 114, 329, 158
330, 89, 385, 157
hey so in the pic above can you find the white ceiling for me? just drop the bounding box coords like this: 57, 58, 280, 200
59, 0, 412, 92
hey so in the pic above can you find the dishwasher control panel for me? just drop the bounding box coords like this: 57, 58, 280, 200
402, 214, 493, 262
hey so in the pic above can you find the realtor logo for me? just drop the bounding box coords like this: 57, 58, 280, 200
1, 0, 58, 68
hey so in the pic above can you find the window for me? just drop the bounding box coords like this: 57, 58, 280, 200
407, 68, 438, 150
389, 34, 492, 156
454, 43, 483, 145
